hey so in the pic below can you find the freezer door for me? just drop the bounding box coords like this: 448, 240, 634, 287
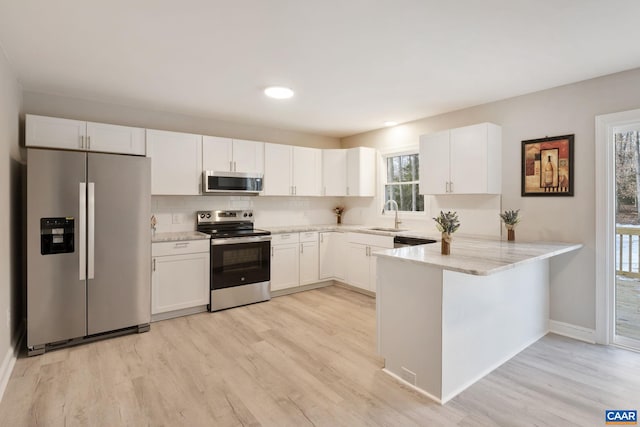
86, 153, 151, 334
27, 149, 87, 347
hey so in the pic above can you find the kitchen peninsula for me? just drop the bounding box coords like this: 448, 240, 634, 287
374, 238, 582, 404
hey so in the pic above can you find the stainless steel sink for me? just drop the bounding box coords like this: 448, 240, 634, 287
367, 227, 408, 232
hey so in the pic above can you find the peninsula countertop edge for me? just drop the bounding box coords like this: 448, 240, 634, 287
373, 238, 583, 276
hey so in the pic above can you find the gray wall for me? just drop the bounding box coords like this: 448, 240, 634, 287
0, 49, 24, 368
23, 91, 340, 149
342, 67, 640, 330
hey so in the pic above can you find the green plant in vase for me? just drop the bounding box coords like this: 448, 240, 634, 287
499, 209, 520, 241
433, 211, 460, 255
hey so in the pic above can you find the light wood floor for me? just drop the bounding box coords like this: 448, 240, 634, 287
2, 285, 640, 426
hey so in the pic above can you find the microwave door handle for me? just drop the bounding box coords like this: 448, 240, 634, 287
88, 182, 95, 279
79, 182, 86, 280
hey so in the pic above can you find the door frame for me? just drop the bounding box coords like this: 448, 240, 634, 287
595, 108, 640, 347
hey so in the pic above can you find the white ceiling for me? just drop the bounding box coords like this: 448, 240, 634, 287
1, 1, 640, 138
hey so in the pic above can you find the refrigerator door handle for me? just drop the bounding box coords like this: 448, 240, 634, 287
88, 182, 95, 279
79, 182, 87, 280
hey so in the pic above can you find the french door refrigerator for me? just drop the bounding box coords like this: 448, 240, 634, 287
27, 148, 151, 355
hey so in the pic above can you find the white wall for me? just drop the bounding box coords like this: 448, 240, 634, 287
342, 67, 640, 330
0, 46, 23, 397
22, 91, 340, 149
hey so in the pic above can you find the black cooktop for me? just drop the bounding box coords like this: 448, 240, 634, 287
203, 228, 271, 239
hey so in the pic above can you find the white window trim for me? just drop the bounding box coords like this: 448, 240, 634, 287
378, 146, 428, 218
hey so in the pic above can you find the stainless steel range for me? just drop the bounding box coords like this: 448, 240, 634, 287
196, 210, 271, 311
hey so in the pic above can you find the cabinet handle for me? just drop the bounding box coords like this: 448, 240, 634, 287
320, 234, 324, 243
280, 234, 290, 239
152, 258, 156, 272
233, 161, 237, 172
87, 135, 91, 150
450, 181, 453, 193
174, 242, 189, 248
294, 186, 297, 195
79, 135, 84, 149
346, 186, 350, 196
229, 161, 233, 172
271, 247, 274, 257
300, 243, 304, 254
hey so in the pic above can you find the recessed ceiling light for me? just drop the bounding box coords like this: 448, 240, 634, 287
264, 86, 294, 99
384, 121, 398, 127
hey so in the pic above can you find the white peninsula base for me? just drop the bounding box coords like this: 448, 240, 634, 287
375, 239, 581, 404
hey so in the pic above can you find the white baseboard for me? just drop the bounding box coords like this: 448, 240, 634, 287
382, 368, 443, 405
0, 329, 24, 403
549, 320, 596, 344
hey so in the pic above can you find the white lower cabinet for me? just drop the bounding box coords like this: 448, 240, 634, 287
299, 232, 319, 285
319, 231, 346, 281
151, 240, 210, 317
270, 233, 300, 291
345, 233, 393, 293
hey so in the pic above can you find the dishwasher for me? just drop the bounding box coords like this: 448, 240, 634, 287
393, 236, 437, 248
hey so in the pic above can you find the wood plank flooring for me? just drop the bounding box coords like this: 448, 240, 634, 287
2, 285, 640, 426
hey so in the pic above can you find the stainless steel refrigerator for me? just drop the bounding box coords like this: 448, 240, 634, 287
27, 148, 151, 355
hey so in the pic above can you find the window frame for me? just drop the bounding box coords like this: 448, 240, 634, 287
379, 147, 427, 217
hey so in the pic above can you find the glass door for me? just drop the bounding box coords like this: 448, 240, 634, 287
614, 124, 640, 349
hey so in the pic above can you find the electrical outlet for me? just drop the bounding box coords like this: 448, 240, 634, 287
172, 213, 182, 224
400, 366, 417, 385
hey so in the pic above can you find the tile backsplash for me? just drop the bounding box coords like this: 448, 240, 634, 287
152, 195, 343, 233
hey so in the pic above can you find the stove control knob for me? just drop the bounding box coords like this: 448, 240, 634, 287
243, 212, 248, 217
249, 213, 253, 217
199, 213, 205, 218
206, 213, 211, 219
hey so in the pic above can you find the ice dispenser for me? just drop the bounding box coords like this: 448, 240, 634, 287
40, 217, 74, 255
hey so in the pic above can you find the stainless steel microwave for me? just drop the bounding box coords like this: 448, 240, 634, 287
203, 171, 263, 194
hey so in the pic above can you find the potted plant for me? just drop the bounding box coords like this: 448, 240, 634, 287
433, 211, 460, 255
499, 209, 520, 241
334, 206, 345, 224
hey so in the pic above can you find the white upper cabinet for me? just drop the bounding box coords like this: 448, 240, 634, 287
322, 147, 375, 197
346, 147, 376, 197
147, 129, 202, 195
86, 122, 145, 155
202, 136, 264, 174
26, 115, 145, 155
322, 149, 347, 196
264, 143, 292, 196
264, 143, 321, 196
419, 122, 501, 195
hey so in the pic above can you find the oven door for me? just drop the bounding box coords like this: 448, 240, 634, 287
210, 236, 271, 290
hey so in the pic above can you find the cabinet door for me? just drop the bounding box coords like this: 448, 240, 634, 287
333, 232, 346, 280
346, 243, 370, 290
368, 244, 389, 294
347, 147, 376, 197
152, 252, 210, 314
264, 143, 292, 195
319, 232, 334, 280
450, 123, 488, 194
233, 139, 264, 174
147, 129, 202, 195
271, 243, 299, 291
419, 130, 450, 195
202, 135, 233, 173
299, 241, 319, 285
26, 115, 86, 150
293, 146, 322, 196
86, 122, 145, 155
322, 149, 347, 196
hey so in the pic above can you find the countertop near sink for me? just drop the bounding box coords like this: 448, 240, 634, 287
152, 231, 210, 243
262, 224, 441, 240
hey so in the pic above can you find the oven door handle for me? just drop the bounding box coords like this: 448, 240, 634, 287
210, 235, 272, 245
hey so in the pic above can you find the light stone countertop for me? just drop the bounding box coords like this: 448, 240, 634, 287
373, 237, 582, 276
151, 231, 210, 243
262, 224, 441, 240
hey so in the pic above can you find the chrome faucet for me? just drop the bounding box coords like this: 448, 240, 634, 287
381, 199, 402, 229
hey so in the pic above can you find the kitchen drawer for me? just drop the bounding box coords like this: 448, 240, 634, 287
346, 232, 394, 248
272, 233, 300, 245
152, 239, 210, 257
299, 231, 319, 243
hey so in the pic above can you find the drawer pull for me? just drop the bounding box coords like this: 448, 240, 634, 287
174, 242, 189, 248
